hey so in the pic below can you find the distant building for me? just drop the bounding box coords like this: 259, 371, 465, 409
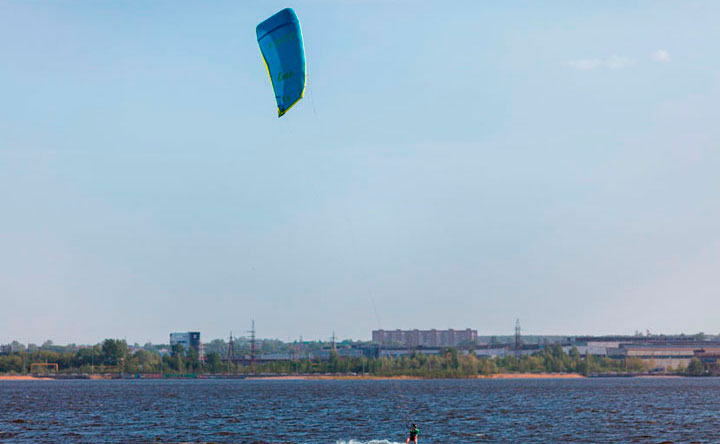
169, 332, 202, 359
695, 350, 720, 375
607, 342, 720, 371
561, 344, 611, 357
0, 344, 12, 355
372, 329, 478, 347
474, 347, 509, 358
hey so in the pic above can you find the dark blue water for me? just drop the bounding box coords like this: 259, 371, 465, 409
1, 378, 719, 443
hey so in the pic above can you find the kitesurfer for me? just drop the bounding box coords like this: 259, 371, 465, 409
406, 424, 419, 444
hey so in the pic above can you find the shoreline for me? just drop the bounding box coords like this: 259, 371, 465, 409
253, 373, 586, 380
2, 373, 700, 381
0, 373, 584, 381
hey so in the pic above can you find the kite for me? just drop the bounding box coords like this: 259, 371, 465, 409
256, 8, 306, 117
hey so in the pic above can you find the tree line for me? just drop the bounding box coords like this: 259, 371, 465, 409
0, 340, 709, 376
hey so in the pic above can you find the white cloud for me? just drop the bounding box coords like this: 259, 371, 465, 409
650, 49, 672, 63
566, 55, 634, 71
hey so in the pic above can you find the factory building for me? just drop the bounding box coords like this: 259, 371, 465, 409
169, 332, 203, 360
372, 329, 478, 347
695, 350, 720, 375
607, 342, 720, 371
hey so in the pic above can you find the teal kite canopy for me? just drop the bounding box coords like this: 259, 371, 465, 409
256, 8, 306, 117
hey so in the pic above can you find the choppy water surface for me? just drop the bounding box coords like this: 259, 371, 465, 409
1, 378, 719, 443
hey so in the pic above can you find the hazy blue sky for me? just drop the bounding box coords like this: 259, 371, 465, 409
2, 1, 719, 345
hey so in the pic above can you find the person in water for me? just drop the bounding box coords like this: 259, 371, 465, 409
406, 424, 419, 444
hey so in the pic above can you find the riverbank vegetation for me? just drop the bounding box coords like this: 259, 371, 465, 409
0, 340, 708, 377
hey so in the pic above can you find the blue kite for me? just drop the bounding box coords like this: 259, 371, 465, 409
256, 8, 306, 117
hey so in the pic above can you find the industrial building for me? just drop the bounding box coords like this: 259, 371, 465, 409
607, 342, 720, 371
169, 332, 203, 360
566, 337, 720, 371
695, 350, 720, 375
372, 329, 478, 347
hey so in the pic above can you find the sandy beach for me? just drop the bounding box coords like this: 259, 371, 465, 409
480, 373, 585, 379
0, 375, 53, 381
251, 375, 425, 380
251, 373, 585, 380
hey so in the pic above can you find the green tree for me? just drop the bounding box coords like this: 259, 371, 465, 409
328, 349, 340, 373
584, 353, 594, 376
206, 352, 222, 373
625, 357, 648, 373
688, 357, 704, 376
134, 349, 159, 373
101, 339, 127, 367
187, 347, 199, 372
10, 341, 26, 352
171, 344, 186, 373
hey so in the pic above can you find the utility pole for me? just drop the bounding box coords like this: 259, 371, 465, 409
227, 332, 234, 374
122, 339, 127, 377
248, 320, 257, 373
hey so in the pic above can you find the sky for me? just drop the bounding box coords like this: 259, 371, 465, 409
2, 1, 720, 345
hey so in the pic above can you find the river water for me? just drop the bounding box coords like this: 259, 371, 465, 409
1, 378, 719, 443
